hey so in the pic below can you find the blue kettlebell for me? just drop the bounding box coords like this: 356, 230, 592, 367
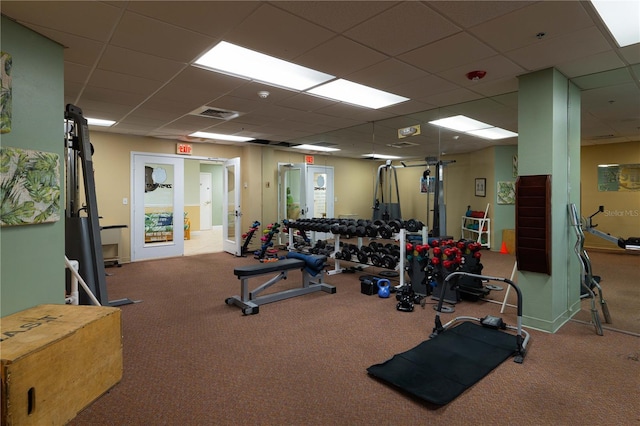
377, 279, 391, 298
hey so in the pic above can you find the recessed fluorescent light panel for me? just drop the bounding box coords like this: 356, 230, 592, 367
189, 131, 254, 142
429, 115, 518, 140
467, 127, 518, 140
590, 0, 640, 47
292, 144, 340, 152
194, 41, 335, 91
363, 153, 402, 160
308, 79, 409, 109
86, 117, 116, 127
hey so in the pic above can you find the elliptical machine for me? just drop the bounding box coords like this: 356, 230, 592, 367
568, 204, 612, 335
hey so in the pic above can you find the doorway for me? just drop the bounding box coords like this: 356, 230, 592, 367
131, 154, 185, 261
306, 165, 334, 240
131, 154, 234, 260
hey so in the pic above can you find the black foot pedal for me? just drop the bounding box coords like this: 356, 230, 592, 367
481, 315, 504, 329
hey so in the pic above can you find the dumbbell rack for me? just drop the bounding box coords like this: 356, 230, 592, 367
328, 228, 415, 288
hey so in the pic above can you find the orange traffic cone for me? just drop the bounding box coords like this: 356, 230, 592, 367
500, 241, 509, 254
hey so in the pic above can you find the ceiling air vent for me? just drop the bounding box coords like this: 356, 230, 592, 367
387, 141, 418, 149
189, 106, 240, 121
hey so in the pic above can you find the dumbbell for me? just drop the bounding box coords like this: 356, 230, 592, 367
365, 221, 379, 237
388, 219, 403, 233
357, 248, 369, 264
374, 220, 393, 239
404, 218, 424, 232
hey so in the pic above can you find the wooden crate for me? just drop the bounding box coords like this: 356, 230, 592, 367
502, 229, 516, 254
1, 304, 122, 426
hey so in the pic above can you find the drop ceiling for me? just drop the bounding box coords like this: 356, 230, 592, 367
2, 1, 639, 159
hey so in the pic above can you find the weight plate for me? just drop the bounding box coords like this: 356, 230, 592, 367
433, 305, 455, 313
485, 284, 504, 291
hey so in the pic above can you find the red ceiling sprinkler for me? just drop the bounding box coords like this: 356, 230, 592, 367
466, 70, 487, 81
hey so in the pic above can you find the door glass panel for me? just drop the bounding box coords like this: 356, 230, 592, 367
144, 162, 175, 245
285, 168, 302, 220
226, 164, 236, 245
312, 171, 327, 218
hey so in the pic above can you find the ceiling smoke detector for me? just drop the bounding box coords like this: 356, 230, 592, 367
257, 90, 270, 99
466, 70, 487, 81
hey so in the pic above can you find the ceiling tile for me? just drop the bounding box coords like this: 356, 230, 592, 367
294, 36, 386, 77
98, 46, 186, 82
470, 77, 519, 98
88, 69, 164, 96
110, 11, 216, 62
25, 24, 104, 67
275, 93, 340, 113
556, 51, 626, 79
124, 1, 261, 38
224, 3, 334, 60
436, 55, 525, 87
619, 44, 640, 65
80, 86, 148, 107
399, 32, 497, 74
387, 74, 459, 99
64, 62, 91, 85
470, 1, 594, 53
1, 1, 124, 42
152, 67, 246, 105
418, 87, 482, 108
345, 2, 460, 56
272, 1, 398, 33
70, 100, 133, 120
506, 27, 613, 72
345, 59, 429, 90
427, 1, 535, 29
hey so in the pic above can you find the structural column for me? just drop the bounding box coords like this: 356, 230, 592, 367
517, 68, 582, 333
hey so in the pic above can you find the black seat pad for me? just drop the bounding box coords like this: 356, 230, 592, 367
234, 259, 304, 278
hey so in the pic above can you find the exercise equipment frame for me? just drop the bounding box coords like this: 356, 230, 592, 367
431, 271, 530, 363
226, 257, 335, 315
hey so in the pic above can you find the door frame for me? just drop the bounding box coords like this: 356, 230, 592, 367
131, 153, 185, 261
278, 162, 307, 222
130, 152, 228, 261
223, 157, 242, 256
306, 165, 335, 219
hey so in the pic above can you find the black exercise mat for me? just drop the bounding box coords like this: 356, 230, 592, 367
367, 321, 518, 405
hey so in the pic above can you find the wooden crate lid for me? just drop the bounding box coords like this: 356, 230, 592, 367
1, 304, 121, 363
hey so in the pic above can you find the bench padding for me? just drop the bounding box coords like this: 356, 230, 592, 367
234, 258, 304, 278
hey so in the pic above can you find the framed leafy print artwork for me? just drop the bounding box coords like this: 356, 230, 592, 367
497, 181, 516, 204
1, 147, 61, 226
1, 51, 11, 134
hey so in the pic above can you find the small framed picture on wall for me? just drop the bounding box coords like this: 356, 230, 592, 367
475, 178, 486, 197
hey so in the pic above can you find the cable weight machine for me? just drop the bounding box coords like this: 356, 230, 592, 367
64, 104, 133, 306
372, 160, 402, 221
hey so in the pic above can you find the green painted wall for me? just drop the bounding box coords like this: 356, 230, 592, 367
493, 146, 517, 247
0, 17, 65, 316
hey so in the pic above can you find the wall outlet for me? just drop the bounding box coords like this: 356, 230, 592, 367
123, 197, 128, 205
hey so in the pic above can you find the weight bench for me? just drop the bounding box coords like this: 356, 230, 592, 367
225, 253, 336, 315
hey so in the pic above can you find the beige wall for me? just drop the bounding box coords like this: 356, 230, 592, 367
90, 132, 244, 262
89, 130, 638, 261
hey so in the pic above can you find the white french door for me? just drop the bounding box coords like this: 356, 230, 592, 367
132, 154, 184, 261
306, 165, 334, 240
306, 165, 334, 219
278, 163, 307, 221
223, 157, 242, 256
